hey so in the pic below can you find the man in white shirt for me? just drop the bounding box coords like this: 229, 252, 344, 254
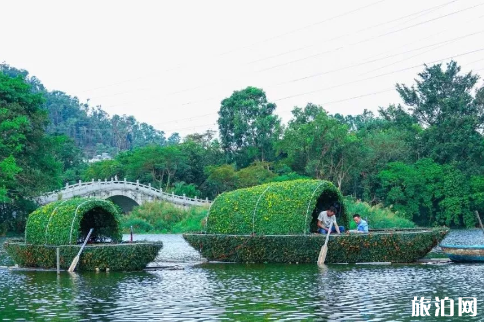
317, 206, 345, 234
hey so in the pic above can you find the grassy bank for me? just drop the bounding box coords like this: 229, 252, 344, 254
344, 197, 416, 230
120, 201, 208, 234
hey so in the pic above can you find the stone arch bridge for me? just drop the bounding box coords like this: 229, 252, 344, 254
37, 178, 212, 213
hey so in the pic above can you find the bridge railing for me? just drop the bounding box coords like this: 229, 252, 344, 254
38, 178, 212, 206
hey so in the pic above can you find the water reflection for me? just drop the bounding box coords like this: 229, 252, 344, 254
0, 232, 483, 321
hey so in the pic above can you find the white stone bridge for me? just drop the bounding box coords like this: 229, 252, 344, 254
37, 178, 212, 213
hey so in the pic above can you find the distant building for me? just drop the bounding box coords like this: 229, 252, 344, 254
88, 152, 112, 163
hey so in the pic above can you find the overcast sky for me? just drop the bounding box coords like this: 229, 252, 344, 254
2, 0, 484, 138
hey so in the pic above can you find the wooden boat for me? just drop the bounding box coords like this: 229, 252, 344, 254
440, 244, 484, 263
3, 198, 162, 271
184, 228, 449, 264
184, 180, 449, 263
4, 240, 162, 271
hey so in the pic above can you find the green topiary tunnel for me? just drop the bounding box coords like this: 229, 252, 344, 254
206, 179, 347, 235
25, 198, 122, 245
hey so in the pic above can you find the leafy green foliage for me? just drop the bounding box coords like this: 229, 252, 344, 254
218, 87, 281, 166
278, 104, 360, 190
206, 179, 347, 235
173, 181, 201, 198
4, 240, 162, 271
2, 60, 484, 231
183, 228, 448, 263
396, 61, 484, 173
25, 198, 122, 245
0, 71, 62, 202
377, 159, 474, 227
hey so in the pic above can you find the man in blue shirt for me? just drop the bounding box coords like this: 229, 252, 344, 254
352, 214, 369, 233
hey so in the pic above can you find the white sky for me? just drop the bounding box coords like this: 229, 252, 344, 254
2, 0, 484, 138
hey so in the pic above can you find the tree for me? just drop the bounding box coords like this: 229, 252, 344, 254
377, 158, 474, 227
203, 164, 238, 197
278, 103, 358, 190
235, 161, 275, 188
0, 72, 62, 200
396, 61, 484, 173
0, 70, 66, 231
218, 86, 281, 167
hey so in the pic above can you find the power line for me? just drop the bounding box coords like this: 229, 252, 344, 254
247, 0, 459, 65
273, 47, 484, 102
358, 29, 484, 76
76, 0, 387, 95
55, 57, 484, 136
81, 2, 480, 107
258, 1, 484, 72
102, 26, 484, 113
273, 28, 484, 86
219, 0, 389, 56
134, 48, 484, 130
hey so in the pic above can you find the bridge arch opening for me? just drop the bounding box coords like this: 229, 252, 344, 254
107, 195, 139, 214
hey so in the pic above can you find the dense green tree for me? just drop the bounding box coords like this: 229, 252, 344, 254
178, 131, 224, 188
0, 72, 62, 200
1, 63, 168, 158
218, 86, 281, 166
278, 103, 359, 190
396, 61, 484, 173
82, 159, 125, 182
235, 161, 275, 188
377, 159, 474, 227
0, 71, 68, 230
203, 164, 238, 197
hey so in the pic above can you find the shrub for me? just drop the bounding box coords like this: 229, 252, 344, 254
25, 198, 122, 245
206, 179, 346, 235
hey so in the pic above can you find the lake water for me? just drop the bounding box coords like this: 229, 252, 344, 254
1, 230, 483, 321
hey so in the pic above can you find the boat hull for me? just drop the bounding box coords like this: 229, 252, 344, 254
440, 245, 484, 262
3, 240, 163, 271
183, 228, 448, 264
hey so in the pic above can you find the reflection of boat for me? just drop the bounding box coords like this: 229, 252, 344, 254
440, 244, 484, 263
4, 198, 162, 271
184, 228, 449, 264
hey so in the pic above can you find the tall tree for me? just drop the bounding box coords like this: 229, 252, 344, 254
278, 103, 359, 190
218, 86, 281, 167
396, 61, 484, 173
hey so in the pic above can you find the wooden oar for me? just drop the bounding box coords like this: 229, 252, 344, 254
317, 222, 333, 266
68, 228, 94, 272
475, 211, 484, 236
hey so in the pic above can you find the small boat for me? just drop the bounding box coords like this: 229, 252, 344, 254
440, 244, 484, 263
4, 198, 162, 271
183, 179, 449, 264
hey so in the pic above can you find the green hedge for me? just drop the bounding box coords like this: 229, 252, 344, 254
25, 198, 122, 245
4, 240, 162, 271
206, 179, 346, 235
184, 228, 449, 263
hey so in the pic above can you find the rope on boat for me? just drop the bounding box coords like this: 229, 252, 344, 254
252, 185, 272, 235
43, 200, 69, 245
